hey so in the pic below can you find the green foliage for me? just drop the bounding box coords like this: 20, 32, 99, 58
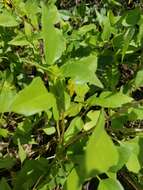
1, 0, 143, 189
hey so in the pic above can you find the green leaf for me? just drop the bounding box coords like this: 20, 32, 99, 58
0, 86, 15, 113
0, 128, 9, 138
65, 103, 82, 117
110, 143, 131, 172
0, 157, 16, 169
25, 0, 40, 29
83, 110, 100, 131
123, 137, 142, 173
43, 127, 56, 135
41, 3, 66, 65
122, 9, 140, 27
61, 55, 103, 88
10, 77, 55, 116
77, 24, 96, 36
134, 70, 143, 89
18, 139, 27, 163
128, 107, 143, 120
122, 28, 135, 60
0, 178, 11, 190
64, 168, 81, 190
9, 33, 30, 46
13, 159, 49, 190
74, 83, 89, 102
87, 91, 133, 108
98, 178, 124, 190
64, 117, 83, 143
0, 10, 19, 27
85, 111, 118, 175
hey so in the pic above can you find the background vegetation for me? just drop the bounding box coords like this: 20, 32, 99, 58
1, 0, 143, 189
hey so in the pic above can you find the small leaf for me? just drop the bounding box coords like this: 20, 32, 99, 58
0, 10, 19, 27
64, 117, 83, 143
0, 128, 9, 138
43, 127, 56, 135
123, 137, 142, 173
9, 33, 30, 46
61, 55, 103, 88
134, 70, 143, 89
10, 77, 55, 116
87, 91, 133, 108
101, 17, 111, 41
98, 178, 124, 190
0, 86, 15, 113
64, 168, 81, 190
83, 110, 100, 131
18, 139, 27, 163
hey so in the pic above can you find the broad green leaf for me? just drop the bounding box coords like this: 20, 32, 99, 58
61, 55, 103, 88
126, 153, 140, 173
10, 77, 55, 116
122, 9, 140, 27
65, 103, 82, 117
0, 128, 9, 138
9, 34, 30, 46
123, 137, 142, 173
0, 10, 19, 27
64, 168, 81, 190
87, 91, 133, 108
41, 3, 65, 65
0, 178, 11, 190
108, 10, 120, 25
77, 24, 96, 36
128, 107, 143, 120
0, 86, 15, 113
43, 127, 56, 135
85, 111, 118, 175
110, 143, 131, 172
64, 117, 83, 143
98, 178, 124, 190
134, 70, 143, 89
18, 139, 27, 163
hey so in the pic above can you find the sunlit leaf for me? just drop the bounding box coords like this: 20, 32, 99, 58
10, 77, 55, 116
85, 111, 118, 175
64, 168, 81, 190
41, 3, 66, 65
87, 91, 133, 108
0, 10, 19, 27
61, 55, 103, 88
98, 178, 124, 190
18, 139, 27, 163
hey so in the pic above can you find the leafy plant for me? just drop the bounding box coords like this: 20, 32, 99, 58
1, 0, 143, 190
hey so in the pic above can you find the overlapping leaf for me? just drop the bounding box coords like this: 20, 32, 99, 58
61, 55, 103, 88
